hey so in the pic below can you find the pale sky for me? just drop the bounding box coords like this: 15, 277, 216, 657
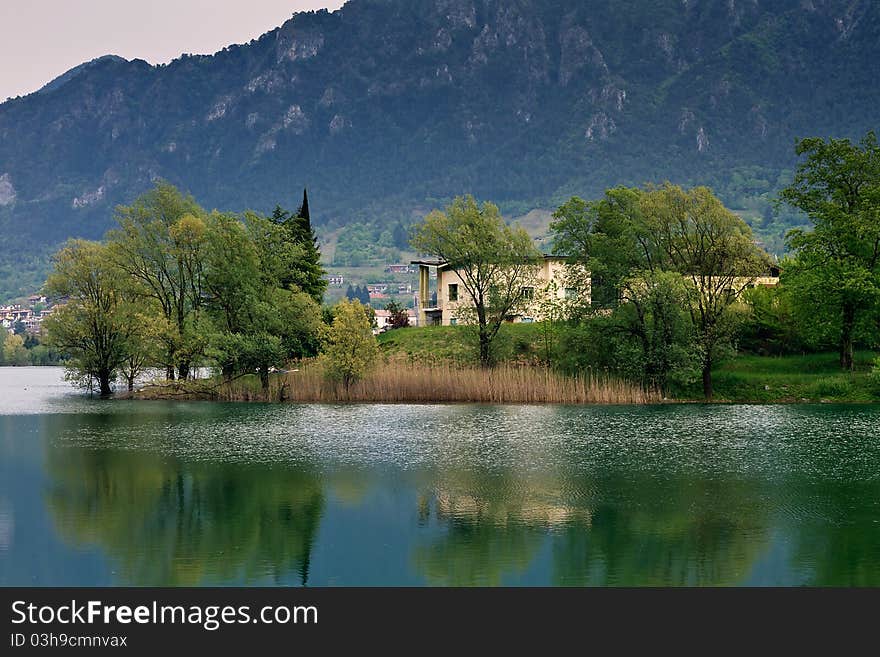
0, 1, 346, 101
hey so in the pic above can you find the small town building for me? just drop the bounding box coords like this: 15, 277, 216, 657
412, 255, 587, 327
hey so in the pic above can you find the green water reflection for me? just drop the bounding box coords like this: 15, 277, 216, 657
2, 369, 880, 586
46, 447, 323, 586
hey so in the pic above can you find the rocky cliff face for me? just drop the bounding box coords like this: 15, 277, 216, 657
0, 0, 877, 296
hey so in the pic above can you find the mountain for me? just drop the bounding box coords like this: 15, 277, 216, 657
1, 0, 878, 299
36, 55, 129, 96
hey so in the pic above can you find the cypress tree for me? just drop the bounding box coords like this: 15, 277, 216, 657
297, 188, 311, 232
270, 190, 326, 304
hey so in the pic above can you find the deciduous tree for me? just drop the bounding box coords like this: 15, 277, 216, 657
43, 240, 138, 396
780, 132, 880, 370
321, 299, 379, 389
411, 195, 541, 367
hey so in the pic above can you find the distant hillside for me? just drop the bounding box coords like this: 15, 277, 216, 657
1, 0, 878, 299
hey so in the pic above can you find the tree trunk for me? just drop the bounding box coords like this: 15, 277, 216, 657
166, 366, 175, 381
840, 301, 855, 370
127, 375, 134, 392
98, 371, 112, 398
478, 329, 491, 369
259, 365, 270, 392
178, 361, 190, 381
702, 359, 713, 401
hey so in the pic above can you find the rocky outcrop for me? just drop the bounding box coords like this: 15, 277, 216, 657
0, 174, 15, 206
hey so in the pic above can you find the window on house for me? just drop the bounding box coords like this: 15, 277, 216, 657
521, 286, 534, 300
450, 318, 457, 326
564, 288, 578, 300
448, 283, 458, 302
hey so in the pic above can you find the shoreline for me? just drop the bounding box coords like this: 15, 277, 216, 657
121, 390, 880, 406
4, 362, 877, 406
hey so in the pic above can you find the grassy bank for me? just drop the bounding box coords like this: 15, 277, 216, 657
136, 360, 659, 405
378, 324, 550, 366
698, 351, 879, 403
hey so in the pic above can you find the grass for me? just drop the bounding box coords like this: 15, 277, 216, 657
703, 351, 879, 403
378, 323, 552, 366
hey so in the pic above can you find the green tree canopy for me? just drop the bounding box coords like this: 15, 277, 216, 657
411, 195, 542, 367
321, 299, 379, 389
43, 240, 143, 396
780, 131, 880, 369
553, 184, 770, 398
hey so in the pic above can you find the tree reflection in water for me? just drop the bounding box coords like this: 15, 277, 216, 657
33, 401, 880, 587
412, 468, 773, 586
46, 445, 323, 586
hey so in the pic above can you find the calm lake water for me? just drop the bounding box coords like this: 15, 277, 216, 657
1, 366, 879, 586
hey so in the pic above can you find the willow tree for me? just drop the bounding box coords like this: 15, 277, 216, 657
106, 182, 207, 380
43, 240, 138, 396
411, 195, 541, 367
780, 132, 880, 370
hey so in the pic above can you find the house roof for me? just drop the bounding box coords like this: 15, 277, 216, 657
411, 254, 568, 269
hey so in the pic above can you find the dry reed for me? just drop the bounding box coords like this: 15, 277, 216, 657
206, 361, 660, 405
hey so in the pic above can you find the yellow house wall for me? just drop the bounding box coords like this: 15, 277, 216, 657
435, 259, 587, 326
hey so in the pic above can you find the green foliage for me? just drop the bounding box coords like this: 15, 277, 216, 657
736, 284, 808, 356
411, 195, 542, 367
43, 240, 144, 395
868, 358, 880, 395
269, 194, 327, 303
345, 284, 371, 305
552, 184, 770, 397
41, 182, 324, 394
333, 222, 401, 267
321, 299, 379, 388
2, 332, 29, 366
780, 132, 880, 370
106, 181, 208, 379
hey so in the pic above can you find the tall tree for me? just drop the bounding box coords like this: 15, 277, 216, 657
552, 189, 699, 392
411, 195, 541, 367
780, 132, 880, 370
204, 212, 322, 390
641, 184, 769, 399
106, 182, 207, 380
43, 240, 140, 396
269, 190, 327, 303
552, 185, 769, 398
296, 188, 310, 229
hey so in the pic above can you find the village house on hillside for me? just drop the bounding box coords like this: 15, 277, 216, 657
2, 295, 56, 335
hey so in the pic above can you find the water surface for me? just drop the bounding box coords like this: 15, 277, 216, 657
1, 367, 879, 586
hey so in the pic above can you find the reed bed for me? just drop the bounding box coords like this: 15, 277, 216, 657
199, 361, 659, 405
137, 360, 662, 404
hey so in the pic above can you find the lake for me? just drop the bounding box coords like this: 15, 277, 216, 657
1, 366, 879, 586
